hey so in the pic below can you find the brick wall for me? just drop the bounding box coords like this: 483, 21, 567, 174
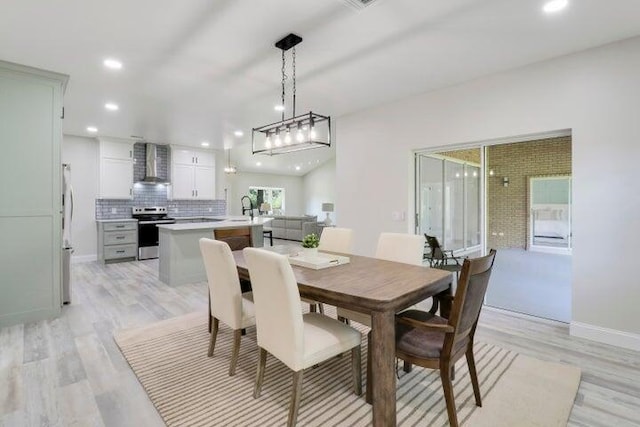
487, 136, 571, 249
438, 148, 481, 164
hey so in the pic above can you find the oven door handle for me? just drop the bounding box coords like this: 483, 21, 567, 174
138, 220, 176, 225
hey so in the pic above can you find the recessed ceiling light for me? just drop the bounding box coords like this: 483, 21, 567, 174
103, 58, 123, 70
201, 141, 210, 147
295, 165, 301, 171
274, 105, 285, 112
86, 126, 98, 133
104, 102, 119, 111
256, 162, 262, 166
543, 0, 568, 13
234, 130, 244, 137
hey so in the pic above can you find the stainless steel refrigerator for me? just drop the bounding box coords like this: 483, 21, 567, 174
62, 163, 74, 305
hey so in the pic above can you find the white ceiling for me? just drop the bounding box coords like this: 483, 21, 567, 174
2, 0, 640, 175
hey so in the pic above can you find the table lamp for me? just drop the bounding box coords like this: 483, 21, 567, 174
322, 203, 334, 226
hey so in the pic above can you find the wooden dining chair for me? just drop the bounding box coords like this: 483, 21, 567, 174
211, 227, 253, 334
199, 238, 256, 376
214, 226, 253, 252
243, 247, 362, 427
395, 249, 497, 427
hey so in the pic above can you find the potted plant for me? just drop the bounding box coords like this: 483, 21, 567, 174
301, 233, 320, 258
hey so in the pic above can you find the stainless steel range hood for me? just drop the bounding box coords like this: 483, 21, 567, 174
138, 143, 170, 184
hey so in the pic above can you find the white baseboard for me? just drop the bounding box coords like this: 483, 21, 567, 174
570, 321, 640, 352
71, 254, 97, 264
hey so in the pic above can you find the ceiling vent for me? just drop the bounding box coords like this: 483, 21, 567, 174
342, 0, 382, 10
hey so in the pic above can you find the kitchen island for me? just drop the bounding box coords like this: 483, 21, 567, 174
157, 216, 272, 286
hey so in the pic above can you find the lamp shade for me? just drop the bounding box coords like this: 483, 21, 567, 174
321, 203, 334, 212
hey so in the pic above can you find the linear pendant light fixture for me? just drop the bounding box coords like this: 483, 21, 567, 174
252, 33, 331, 155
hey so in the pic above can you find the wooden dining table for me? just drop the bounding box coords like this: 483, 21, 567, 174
233, 248, 453, 426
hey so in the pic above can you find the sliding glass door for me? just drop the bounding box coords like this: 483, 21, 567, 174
416, 154, 481, 253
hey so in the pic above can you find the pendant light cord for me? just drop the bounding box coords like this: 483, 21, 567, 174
281, 50, 286, 122
292, 46, 296, 117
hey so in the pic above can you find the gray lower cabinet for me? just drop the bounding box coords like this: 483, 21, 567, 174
97, 221, 138, 263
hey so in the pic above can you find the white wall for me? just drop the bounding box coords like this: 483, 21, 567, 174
62, 135, 98, 261
337, 36, 640, 349
302, 159, 336, 222
225, 172, 304, 216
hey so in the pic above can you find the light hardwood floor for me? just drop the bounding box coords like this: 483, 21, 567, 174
1, 259, 639, 426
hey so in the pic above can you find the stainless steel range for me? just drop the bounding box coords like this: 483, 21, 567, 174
132, 206, 176, 260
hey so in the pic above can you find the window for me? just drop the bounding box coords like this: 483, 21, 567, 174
248, 186, 285, 213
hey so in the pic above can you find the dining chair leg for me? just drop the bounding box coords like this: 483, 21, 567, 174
287, 370, 304, 427
451, 364, 456, 381
254, 347, 267, 398
365, 330, 372, 404
466, 346, 482, 407
318, 303, 325, 315
309, 304, 317, 313
208, 317, 219, 357
440, 363, 459, 427
337, 316, 351, 326
351, 345, 362, 396
229, 329, 242, 376
403, 360, 413, 373
207, 294, 211, 332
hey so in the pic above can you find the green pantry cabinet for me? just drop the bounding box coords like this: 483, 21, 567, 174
0, 60, 68, 327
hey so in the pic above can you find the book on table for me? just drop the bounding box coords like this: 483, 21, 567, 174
288, 252, 350, 270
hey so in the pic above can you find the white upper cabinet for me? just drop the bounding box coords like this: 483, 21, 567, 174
172, 147, 196, 166
172, 147, 214, 167
195, 150, 214, 167
171, 163, 196, 199
98, 138, 133, 199
194, 166, 215, 199
169, 145, 215, 200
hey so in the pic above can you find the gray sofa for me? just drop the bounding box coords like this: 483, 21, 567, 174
268, 215, 318, 241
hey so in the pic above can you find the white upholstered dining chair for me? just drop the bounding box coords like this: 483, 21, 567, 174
318, 227, 354, 253
301, 227, 354, 314
336, 232, 425, 326
199, 238, 256, 376
335, 232, 426, 403
243, 247, 362, 427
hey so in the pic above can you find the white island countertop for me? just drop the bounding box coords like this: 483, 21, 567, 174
158, 216, 272, 286
157, 216, 272, 232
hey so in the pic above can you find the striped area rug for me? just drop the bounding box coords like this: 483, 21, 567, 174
114, 310, 580, 426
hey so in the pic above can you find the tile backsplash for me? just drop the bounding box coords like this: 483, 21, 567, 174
96, 188, 226, 219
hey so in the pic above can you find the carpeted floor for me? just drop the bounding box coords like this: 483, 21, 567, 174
114, 310, 581, 427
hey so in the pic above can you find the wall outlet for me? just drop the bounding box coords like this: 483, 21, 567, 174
208, 208, 212, 212
111, 208, 117, 214
173, 208, 178, 213
491, 232, 497, 236
498, 232, 504, 236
